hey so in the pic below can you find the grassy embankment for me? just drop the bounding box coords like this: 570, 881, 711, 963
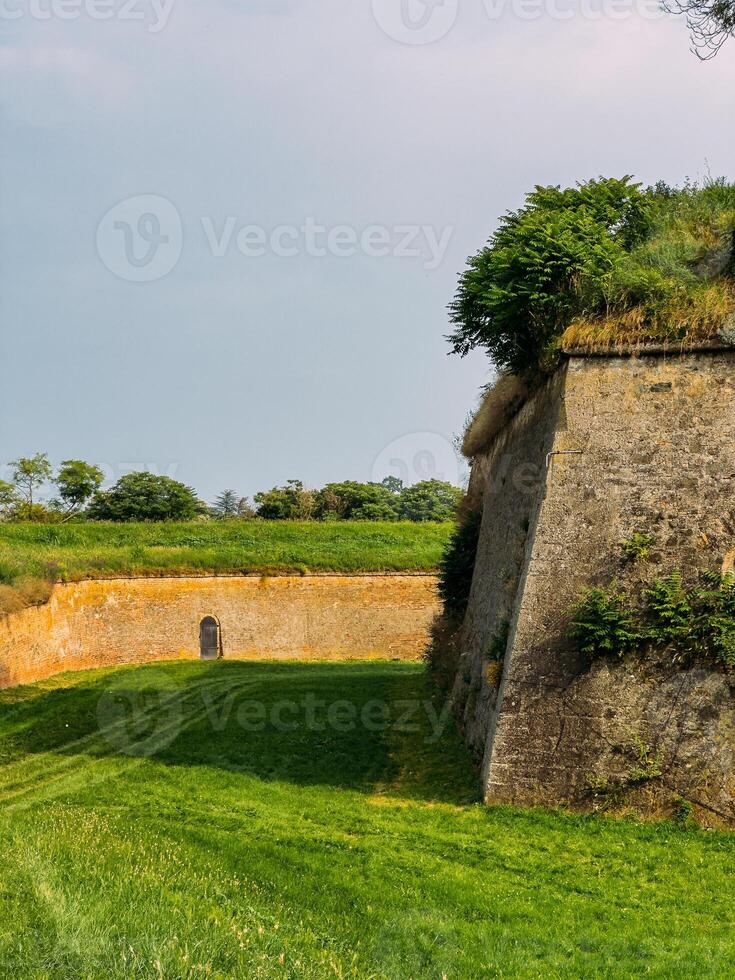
0, 521, 453, 615
0, 659, 734, 977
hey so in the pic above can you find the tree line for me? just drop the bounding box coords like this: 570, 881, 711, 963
0, 454, 462, 523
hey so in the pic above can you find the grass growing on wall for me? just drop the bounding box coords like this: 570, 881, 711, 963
450, 177, 735, 376
0, 660, 734, 977
0, 521, 452, 613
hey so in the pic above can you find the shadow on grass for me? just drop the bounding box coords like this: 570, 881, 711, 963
0, 660, 480, 805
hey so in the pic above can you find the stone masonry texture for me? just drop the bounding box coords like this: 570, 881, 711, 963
452, 351, 735, 825
0, 575, 440, 690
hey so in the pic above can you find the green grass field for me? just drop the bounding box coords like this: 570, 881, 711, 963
0, 521, 452, 586
1, 660, 734, 978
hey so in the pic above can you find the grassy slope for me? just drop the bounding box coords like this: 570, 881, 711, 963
0, 660, 734, 978
0, 521, 452, 585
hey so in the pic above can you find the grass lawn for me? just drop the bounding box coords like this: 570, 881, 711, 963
0, 660, 734, 977
0, 521, 452, 587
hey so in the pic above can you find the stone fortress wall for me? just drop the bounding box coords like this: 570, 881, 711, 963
451, 350, 735, 824
0, 574, 440, 689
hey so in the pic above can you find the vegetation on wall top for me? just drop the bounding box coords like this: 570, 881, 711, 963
0, 520, 454, 616
449, 177, 735, 376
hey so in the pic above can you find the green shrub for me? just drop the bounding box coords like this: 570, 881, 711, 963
626, 735, 664, 785
11, 503, 63, 524
424, 613, 464, 691
621, 532, 654, 563
645, 572, 694, 646
672, 797, 694, 826
255, 480, 318, 520
437, 509, 483, 618
315, 481, 398, 521
569, 588, 641, 660
570, 572, 735, 670
253, 478, 462, 522
645, 572, 735, 668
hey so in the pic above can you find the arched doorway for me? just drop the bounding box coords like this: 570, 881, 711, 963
199, 616, 222, 660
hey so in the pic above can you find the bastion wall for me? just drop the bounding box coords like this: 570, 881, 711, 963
451, 351, 735, 824
0, 574, 440, 689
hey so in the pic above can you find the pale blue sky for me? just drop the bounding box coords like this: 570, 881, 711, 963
1, 1, 734, 502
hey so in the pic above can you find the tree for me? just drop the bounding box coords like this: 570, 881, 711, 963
55, 459, 104, 520
314, 482, 399, 521
664, 0, 734, 58
10, 453, 52, 507
0, 480, 17, 519
237, 497, 255, 518
397, 480, 463, 522
212, 489, 239, 518
380, 476, 404, 494
87, 472, 200, 522
254, 480, 315, 520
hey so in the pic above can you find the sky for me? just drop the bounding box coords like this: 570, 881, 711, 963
1, 0, 734, 503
